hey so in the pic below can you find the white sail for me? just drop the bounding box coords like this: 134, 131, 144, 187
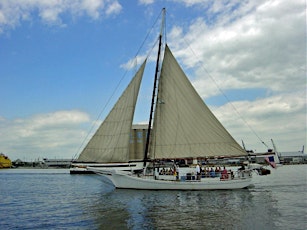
78, 60, 147, 163
150, 45, 246, 159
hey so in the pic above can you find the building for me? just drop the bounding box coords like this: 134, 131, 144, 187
279, 151, 306, 164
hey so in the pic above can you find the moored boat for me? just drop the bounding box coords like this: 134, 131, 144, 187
0, 153, 12, 168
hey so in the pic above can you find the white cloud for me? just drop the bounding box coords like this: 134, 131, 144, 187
105, 1, 122, 16
211, 90, 306, 152
0, 0, 122, 31
138, 0, 154, 5
169, 0, 305, 97
120, 54, 148, 70
81, 0, 104, 19
0, 110, 91, 160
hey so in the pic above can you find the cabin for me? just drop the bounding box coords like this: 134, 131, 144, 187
129, 124, 148, 161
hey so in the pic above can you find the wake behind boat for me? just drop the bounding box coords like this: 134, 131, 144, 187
88, 8, 256, 190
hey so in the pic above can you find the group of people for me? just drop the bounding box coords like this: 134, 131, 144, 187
159, 167, 177, 176
196, 165, 230, 179
158, 164, 232, 180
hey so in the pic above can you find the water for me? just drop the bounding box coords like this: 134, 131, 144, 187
0, 165, 306, 230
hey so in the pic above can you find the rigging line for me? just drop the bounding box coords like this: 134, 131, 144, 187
133, 9, 164, 59
163, 8, 167, 45
181, 38, 269, 149
73, 10, 165, 159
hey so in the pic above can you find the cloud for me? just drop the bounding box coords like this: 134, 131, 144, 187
120, 54, 149, 70
138, 0, 154, 5
168, 0, 305, 97
212, 90, 306, 152
105, 1, 122, 16
0, 0, 122, 32
0, 110, 91, 160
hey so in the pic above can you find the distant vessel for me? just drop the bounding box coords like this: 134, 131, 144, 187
43, 158, 72, 168
0, 153, 12, 168
89, 9, 254, 190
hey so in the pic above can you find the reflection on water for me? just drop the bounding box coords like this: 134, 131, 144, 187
89, 188, 278, 229
0, 165, 306, 229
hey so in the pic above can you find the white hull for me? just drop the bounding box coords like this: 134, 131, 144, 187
90, 168, 253, 190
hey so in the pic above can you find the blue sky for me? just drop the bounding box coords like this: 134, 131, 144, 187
0, 0, 306, 161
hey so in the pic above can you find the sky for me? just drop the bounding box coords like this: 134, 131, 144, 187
0, 0, 306, 161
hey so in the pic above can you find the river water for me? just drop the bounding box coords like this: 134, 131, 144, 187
0, 165, 306, 229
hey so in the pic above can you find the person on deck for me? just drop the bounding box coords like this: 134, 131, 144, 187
210, 168, 215, 177
239, 164, 245, 171
215, 166, 221, 177
221, 166, 228, 179
196, 164, 201, 180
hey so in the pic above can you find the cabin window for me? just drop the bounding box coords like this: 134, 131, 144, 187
137, 131, 143, 143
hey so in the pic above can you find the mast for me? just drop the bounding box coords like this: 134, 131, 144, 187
242, 140, 246, 151
271, 139, 278, 155
143, 8, 165, 166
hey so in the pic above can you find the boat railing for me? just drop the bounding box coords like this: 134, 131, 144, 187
152, 170, 247, 181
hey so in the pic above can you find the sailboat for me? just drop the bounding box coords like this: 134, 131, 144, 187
88, 9, 253, 190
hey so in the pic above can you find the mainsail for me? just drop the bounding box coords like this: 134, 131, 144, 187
150, 45, 246, 159
78, 60, 147, 163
